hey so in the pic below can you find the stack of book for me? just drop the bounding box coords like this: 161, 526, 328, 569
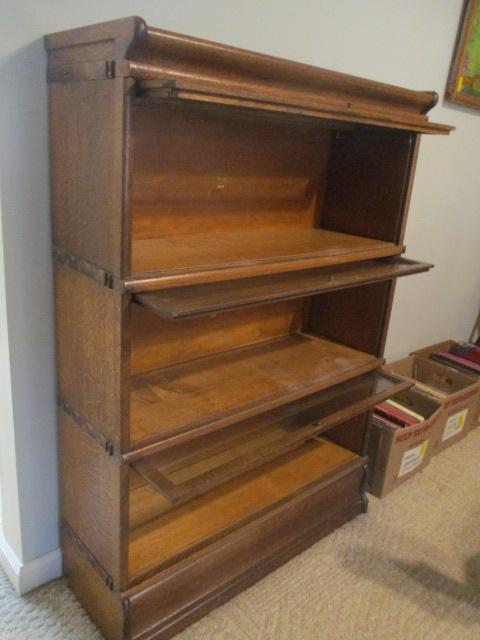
411, 380, 448, 402
429, 342, 480, 377
373, 397, 425, 431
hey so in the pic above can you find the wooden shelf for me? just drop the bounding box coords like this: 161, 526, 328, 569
129, 437, 360, 582
128, 228, 403, 289
132, 370, 411, 503
133, 257, 431, 319
129, 333, 382, 457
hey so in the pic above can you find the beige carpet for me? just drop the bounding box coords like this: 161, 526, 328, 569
1, 429, 480, 640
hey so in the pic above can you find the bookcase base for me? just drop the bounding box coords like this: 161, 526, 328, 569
64, 462, 366, 640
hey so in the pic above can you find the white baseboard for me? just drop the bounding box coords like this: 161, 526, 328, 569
0, 530, 62, 594
0, 530, 22, 592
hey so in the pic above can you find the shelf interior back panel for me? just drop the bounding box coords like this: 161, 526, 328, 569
129, 333, 382, 453
129, 228, 403, 281
133, 257, 432, 318
132, 370, 411, 503
128, 437, 360, 582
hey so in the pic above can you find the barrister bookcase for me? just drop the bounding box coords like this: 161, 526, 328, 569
45, 17, 452, 640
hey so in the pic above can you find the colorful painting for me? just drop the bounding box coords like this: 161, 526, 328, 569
447, 0, 480, 109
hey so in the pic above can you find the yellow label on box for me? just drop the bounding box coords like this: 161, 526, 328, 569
442, 409, 468, 441
398, 440, 428, 478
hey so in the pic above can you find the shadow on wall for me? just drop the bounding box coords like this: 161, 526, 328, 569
0, 38, 59, 562
344, 546, 480, 625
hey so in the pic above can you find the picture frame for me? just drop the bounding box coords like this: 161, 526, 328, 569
446, 0, 480, 109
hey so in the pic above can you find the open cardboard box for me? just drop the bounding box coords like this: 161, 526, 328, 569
411, 339, 458, 359
367, 386, 442, 498
384, 355, 480, 453
412, 339, 480, 384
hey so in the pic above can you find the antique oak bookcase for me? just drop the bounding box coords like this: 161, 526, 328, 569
45, 17, 452, 640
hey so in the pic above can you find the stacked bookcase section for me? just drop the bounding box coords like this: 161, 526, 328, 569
46, 16, 452, 640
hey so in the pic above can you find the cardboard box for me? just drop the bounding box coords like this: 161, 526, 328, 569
367, 387, 442, 498
384, 355, 480, 452
411, 339, 480, 384
410, 340, 480, 434
411, 339, 458, 360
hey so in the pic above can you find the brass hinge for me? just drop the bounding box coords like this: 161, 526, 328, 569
105, 60, 116, 79
47, 59, 132, 83
58, 397, 115, 456
104, 272, 115, 288
52, 247, 120, 291
63, 523, 114, 590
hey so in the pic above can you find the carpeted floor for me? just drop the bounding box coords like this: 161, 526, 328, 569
1, 428, 480, 640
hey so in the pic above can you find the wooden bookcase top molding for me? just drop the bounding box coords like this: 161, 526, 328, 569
47, 15, 452, 640
45, 16, 453, 135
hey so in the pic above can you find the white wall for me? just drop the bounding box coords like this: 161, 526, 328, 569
1, 0, 478, 589
0, 192, 23, 562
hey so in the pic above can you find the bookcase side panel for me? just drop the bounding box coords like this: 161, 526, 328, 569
394, 134, 421, 245
49, 78, 128, 276
55, 262, 126, 449
60, 411, 128, 587
63, 531, 126, 640
320, 130, 416, 243
307, 132, 420, 360
370, 134, 421, 357
307, 281, 394, 357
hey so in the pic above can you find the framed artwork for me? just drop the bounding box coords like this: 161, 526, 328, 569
446, 0, 480, 109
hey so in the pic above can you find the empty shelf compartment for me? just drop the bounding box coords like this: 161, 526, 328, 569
129, 333, 383, 456
132, 370, 411, 502
128, 228, 404, 288
128, 437, 361, 582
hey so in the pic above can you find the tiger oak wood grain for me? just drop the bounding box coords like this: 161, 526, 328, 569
130, 298, 304, 375
128, 438, 358, 580
133, 257, 431, 319
49, 79, 128, 276
130, 228, 403, 278
45, 17, 453, 133
125, 464, 365, 638
62, 532, 126, 640
60, 411, 128, 586
131, 101, 329, 240
132, 371, 410, 501
47, 15, 449, 639
62, 459, 364, 640
129, 333, 381, 452
55, 262, 128, 449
